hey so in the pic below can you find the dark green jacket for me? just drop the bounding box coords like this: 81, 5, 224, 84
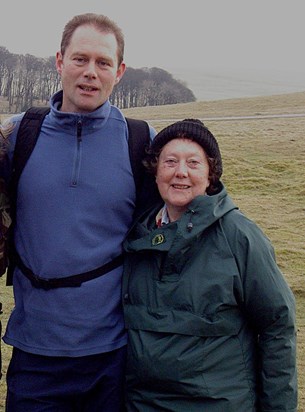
123, 184, 297, 411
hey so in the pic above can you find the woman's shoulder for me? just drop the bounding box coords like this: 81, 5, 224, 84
221, 207, 270, 246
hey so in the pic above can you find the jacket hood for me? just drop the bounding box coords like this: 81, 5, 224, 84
124, 182, 237, 253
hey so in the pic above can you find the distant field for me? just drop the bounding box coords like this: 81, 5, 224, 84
1, 91, 305, 410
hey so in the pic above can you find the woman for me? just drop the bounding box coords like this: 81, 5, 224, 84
122, 119, 297, 411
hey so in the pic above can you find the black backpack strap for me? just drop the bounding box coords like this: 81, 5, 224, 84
126, 117, 161, 217
14, 250, 123, 290
6, 106, 50, 286
10, 107, 50, 193
126, 117, 150, 189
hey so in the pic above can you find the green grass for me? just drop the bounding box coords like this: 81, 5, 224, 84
1, 91, 305, 410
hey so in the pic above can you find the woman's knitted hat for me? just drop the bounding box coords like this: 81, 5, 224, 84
151, 118, 223, 178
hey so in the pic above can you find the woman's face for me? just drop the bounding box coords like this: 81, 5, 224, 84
156, 138, 210, 221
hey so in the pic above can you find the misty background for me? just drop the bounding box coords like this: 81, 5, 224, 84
0, 0, 304, 102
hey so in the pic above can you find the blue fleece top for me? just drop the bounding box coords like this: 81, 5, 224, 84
3, 91, 148, 356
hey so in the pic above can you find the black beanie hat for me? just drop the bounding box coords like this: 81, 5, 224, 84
151, 118, 223, 178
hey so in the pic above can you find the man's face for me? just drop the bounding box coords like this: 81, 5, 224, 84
56, 25, 126, 113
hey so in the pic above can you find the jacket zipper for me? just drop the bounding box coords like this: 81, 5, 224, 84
71, 120, 82, 187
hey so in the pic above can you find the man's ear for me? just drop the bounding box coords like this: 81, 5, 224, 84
55, 51, 64, 76
115, 62, 126, 84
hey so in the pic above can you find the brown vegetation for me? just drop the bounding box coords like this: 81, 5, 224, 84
1, 91, 304, 410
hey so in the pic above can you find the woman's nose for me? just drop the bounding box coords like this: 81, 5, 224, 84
175, 161, 188, 177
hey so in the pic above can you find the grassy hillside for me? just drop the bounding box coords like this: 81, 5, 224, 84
1, 91, 305, 410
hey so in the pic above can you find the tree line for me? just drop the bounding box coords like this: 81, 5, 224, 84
0, 46, 196, 113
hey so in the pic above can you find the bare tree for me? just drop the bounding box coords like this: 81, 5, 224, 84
0, 46, 195, 112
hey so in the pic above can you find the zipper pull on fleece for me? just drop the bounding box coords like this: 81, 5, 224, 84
77, 120, 82, 142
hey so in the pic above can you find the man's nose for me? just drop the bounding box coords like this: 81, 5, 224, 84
84, 61, 97, 79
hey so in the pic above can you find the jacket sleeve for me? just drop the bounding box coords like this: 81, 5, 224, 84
227, 213, 298, 411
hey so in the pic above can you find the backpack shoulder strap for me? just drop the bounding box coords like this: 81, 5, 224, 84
126, 117, 161, 217
126, 117, 150, 190
11, 106, 50, 189
6, 106, 50, 286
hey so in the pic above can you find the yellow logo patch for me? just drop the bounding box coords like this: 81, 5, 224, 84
152, 233, 165, 246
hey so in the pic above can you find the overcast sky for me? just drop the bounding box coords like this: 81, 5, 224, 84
1, 0, 304, 70
1, 0, 304, 99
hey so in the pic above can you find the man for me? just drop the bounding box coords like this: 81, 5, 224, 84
3, 13, 156, 411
